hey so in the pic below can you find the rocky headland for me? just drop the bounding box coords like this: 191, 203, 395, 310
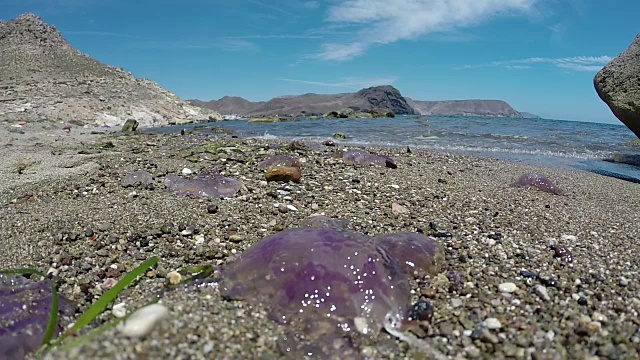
190, 88, 533, 119
0, 13, 220, 128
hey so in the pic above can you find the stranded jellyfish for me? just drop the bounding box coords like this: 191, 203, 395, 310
164, 170, 242, 199
257, 155, 302, 169
0, 274, 73, 360
373, 233, 446, 279
342, 149, 397, 169
121, 170, 154, 188
512, 172, 564, 195
220, 224, 446, 359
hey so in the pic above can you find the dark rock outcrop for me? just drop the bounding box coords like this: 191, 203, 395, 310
405, 98, 521, 117
594, 34, 640, 139
0, 13, 220, 126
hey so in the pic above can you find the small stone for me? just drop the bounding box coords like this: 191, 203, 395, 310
112, 303, 127, 318
578, 296, 588, 306
182, 168, 192, 175
619, 277, 629, 286
167, 271, 182, 285
451, 298, 463, 308
229, 234, 243, 242
84, 229, 94, 238
498, 282, 517, 293
534, 285, 551, 301
483, 318, 502, 330
98, 223, 112, 231
194, 234, 205, 245
286, 204, 298, 212
391, 202, 409, 215
265, 166, 301, 183
180, 226, 195, 236
471, 327, 499, 344
117, 303, 169, 338
207, 204, 219, 214
560, 234, 577, 242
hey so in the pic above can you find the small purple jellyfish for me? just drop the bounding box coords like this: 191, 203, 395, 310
0, 274, 73, 360
121, 170, 154, 188
373, 233, 446, 279
164, 170, 242, 199
343, 149, 397, 169
257, 155, 302, 170
512, 173, 564, 195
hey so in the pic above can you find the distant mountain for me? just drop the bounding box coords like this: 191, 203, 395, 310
190, 85, 418, 116
188, 96, 264, 115
190, 86, 532, 118
0, 13, 219, 126
405, 99, 521, 117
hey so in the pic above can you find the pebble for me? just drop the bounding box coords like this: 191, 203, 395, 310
498, 282, 517, 293
534, 285, 551, 301
451, 298, 463, 308
483, 318, 502, 330
619, 276, 629, 286
286, 204, 298, 212
229, 234, 243, 242
207, 204, 219, 214
560, 234, 577, 242
98, 223, 112, 231
117, 303, 169, 338
112, 303, 127, 318
181, 168, 192, 175
167, 271, 182, 285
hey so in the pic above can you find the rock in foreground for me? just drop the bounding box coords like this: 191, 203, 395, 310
594, 33, 640, 139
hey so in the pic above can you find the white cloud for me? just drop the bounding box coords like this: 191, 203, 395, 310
275, 76, 397, 89
463, 55, 612, 72
313, 0, 539, 61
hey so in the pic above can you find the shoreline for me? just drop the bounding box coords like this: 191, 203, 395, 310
1, 127, 639, 359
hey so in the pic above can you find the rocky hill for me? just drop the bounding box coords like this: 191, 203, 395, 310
191, 85, 418, 116
405, 99, 521, 117
193, 88, 528, 118
0, 13, 220, 127
189, 96, 265, 115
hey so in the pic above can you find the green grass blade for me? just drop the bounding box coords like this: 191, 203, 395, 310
0, 268, 59, 347
69, 256, 159, 332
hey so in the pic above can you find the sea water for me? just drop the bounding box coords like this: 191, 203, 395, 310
153, 116, 640, 183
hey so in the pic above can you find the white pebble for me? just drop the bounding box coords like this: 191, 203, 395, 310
534, 285, 551, 301
181, 168, 192, 175
118, 303, 169, 338
112, 303, 127, 318
194, 234, 205, 245
498, 282, 517, 293
287, 204, 298, 211
483, 318, 502, 330
560, 234, 576, 242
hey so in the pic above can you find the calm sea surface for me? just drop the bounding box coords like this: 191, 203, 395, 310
152, 116, 640, 183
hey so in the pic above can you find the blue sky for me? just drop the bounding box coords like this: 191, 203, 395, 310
3, 0, 639, 123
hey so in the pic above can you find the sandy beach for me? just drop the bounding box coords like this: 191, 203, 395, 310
1, 125, 639, 359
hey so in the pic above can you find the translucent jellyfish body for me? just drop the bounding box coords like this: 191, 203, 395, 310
512, 172, 564, 195
342, 149, 397, 169
164, 172, 242, 199
0, 274, 73, 360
